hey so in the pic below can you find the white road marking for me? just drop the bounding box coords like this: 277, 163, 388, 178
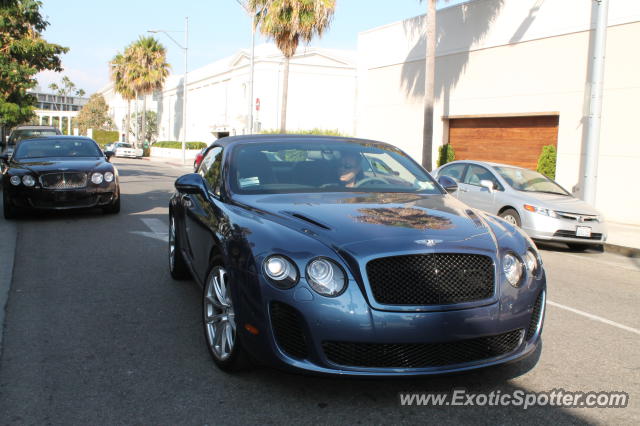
547, 300, 640, 336
556, 252, 640, 273
130, 231, 168, 243
130, 218, 169, 242
141, 218, 168, 236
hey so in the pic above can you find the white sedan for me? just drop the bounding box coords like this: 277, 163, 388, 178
113, 143, 143, 158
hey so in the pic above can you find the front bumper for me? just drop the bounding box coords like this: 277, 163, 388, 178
5, 183, 118, 210
238, 271, 546, 376
521, 210, 607, 245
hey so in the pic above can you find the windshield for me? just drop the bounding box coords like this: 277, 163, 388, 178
117, 143, 132, 148
494, 166, 569, 195
230, 141, 441, 195
9, 129, 59, 144
14, 138, 103, 159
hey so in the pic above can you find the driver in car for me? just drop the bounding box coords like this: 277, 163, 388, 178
338, 151, 365, 188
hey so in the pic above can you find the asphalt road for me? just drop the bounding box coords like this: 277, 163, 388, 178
0, 158, 638, 425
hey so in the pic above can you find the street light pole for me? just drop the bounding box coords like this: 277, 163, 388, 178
148, 17, 189, 165
236, 0, 260, 135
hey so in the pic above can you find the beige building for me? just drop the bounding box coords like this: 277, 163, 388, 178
356, 0, 640, 225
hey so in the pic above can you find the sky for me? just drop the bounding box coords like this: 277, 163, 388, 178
36, 0, 461, 95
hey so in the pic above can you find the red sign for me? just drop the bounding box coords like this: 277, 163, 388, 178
255, 98, 260, 111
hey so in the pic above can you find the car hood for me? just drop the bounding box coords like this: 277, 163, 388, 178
523, 192, 600, 215
11, 157, 106, 173
233, 192, 497, 256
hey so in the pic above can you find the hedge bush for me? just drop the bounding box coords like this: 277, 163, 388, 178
537, 145, 557, 180
437, 144, 455, 167
93, 130, 119, 147
153, 141, 207, 149
260, 128, 351, 137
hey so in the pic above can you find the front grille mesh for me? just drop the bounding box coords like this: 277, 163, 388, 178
366, 254, 494, 305
40, 172, 87, 189
323, 329, 523, 368
526, 291, 545, 340
270, 302, 308, 359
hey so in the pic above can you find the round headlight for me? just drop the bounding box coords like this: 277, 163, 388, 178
503, 253, 523, 287
306, 258, 346, 297
263, 255, 298, 289
524, 250, 538, 275
91, 172, 104, 184
104, 171, 114, 182
22, 175, 35, 187
10, 175, 21, 186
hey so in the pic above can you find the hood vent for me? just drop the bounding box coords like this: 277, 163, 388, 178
287, 212, 331, 230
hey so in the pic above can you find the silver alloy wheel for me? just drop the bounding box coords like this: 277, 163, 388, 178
169, 217, 176, 271
502, 214, 518, 225
204, 267, 236, 361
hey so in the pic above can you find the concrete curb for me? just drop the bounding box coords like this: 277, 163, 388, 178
0, 197, 18, 353
604, 243, 640, 258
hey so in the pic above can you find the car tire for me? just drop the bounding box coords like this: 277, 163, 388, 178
102, 194, 120, 214
168, 214, 190, 280
3, 190, 18, 220
499, 208, 521, 227
203, 259, 251, 372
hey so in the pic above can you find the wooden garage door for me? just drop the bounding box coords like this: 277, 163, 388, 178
448, 116, 559, 170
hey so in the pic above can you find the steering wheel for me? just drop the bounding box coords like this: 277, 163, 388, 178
355, 177, 389, 188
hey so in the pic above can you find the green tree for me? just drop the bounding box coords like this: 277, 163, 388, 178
110, 48, 137, 143
537, 145, 557, 180
0, 0, 68, 134
75, 93, 114, 135
248, 0, 335, 132
128, 36, 170, 145
436, 143, 454, 167
128, 110, 158, 144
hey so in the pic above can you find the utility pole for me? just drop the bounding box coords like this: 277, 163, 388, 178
582, 0, 609, 205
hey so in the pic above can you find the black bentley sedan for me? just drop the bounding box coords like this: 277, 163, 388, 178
1, 136, 120, 219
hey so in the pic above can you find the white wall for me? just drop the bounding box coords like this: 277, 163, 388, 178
357, 0, 640, 225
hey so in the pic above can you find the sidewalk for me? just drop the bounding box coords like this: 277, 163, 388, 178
0, 197, 17, 352
605, 222, 640, 257
140, 155, 193, 171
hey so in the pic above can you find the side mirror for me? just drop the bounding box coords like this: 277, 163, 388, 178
438, 175, 458, 194
0, 153, 8, 163
175, 173, 207, 196
105, 151, 114, 162
480, 180, 495, 193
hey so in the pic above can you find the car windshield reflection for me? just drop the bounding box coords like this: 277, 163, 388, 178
494, 166, 569, 196
14, 139, 103, 159
230, 141, 441, 195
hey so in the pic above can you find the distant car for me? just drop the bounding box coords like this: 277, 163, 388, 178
169, 135, 545, 376
112, 142, 143, 158
1, 136, 120, 219
433, 160, 607, 250
194, 141, 216, 171
3, 125, 62, 156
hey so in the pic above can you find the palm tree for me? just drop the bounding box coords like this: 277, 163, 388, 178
421, 0, 436, 171
248, 0, 335, 132
128, 36, 170, 146
109, 49, 136, 143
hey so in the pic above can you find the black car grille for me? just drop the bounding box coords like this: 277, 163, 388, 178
526, 291, 545, 340
553, 230, 603, 241
30, 194, 97, 209
270, 302, 309, 359
366, 254, 495, 305
40, 172, 87, 189
323, 329, 523, 368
